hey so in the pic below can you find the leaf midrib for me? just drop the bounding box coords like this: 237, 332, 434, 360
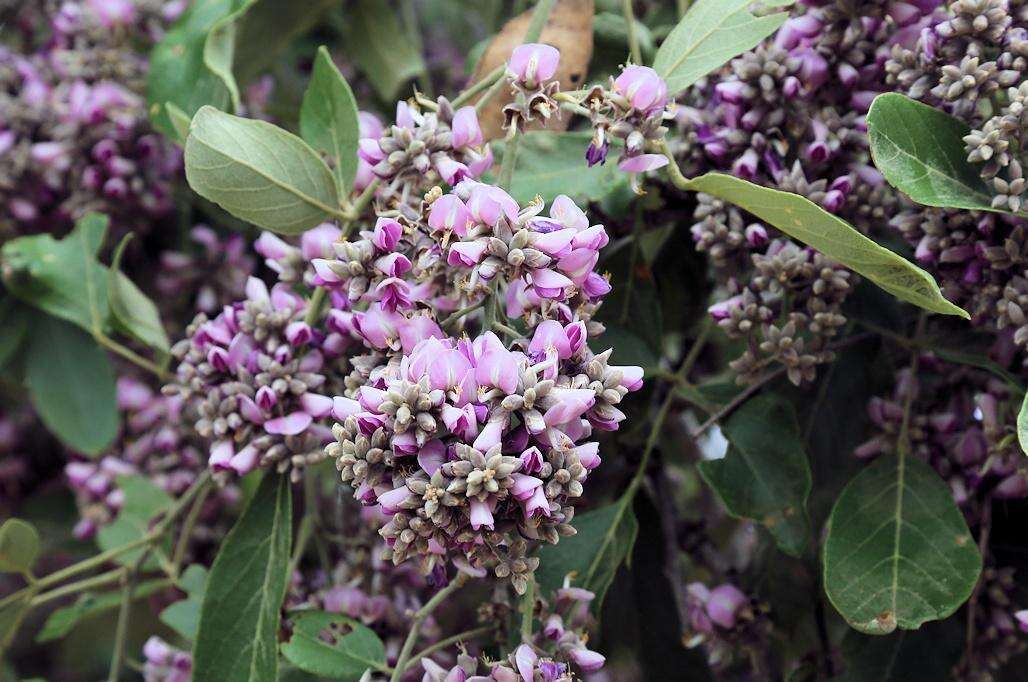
192, 116, 339, 218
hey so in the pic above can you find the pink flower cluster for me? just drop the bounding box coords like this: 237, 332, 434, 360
320, 182, 641, 587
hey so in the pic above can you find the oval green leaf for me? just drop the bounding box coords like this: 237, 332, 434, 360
25, 315, 118, 457
536, 498, 638, 613
147, 0, 257, 140
823, 453, 981, 635
301, 46, 362, 195
108, 236, 171, 354
0, 519, 40, 576
653, 0, 793, 96
280, 611, 387, 680
866, 93, 1003, 213
193, 472, 292, 682
185, 106, 341, 234
699, 394, 811, 557
683, 173, 969, 318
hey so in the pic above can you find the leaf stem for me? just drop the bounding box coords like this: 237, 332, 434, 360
519, 573, 535, 643
304, 287, 328, 326
622, 0, 642, 64
402, 624, 497, 672
171, 482, 212, 572
474, 73, 512, 114
390, 573, 470, 680
442, 298, 486, 329
497, 134, 521, 191
523, 0, 557, 43
453, 65, 505, 108
94, 332, 172, 383
107, 549, 149, 682
657, 139, 691, 190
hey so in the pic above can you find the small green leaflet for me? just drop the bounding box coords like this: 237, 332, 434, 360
536, 499, 639, 613
192, 473, 292, 682
0, 519, 40, 576
823, 453, 981, 634
185, 106, 341, 234
96, 475, 174, 564
25, 316, 118, 457
160, 564, 208, 641
280, 611, 388, 680
300, 47, 362, 196
653, 0, 793, 95
866, 93, 1009, 214
109, 236, 170, 355
699, 394, 811, 557
146, 0, 257, 140
683, 173, 969, 318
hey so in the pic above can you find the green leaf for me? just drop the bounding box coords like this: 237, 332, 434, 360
167, 102, 193, 143
341, 0, 427, 102
280, 611, 387, 680
652, 0, 793, 95
301, 47, 362, 195
536, 499, 639, 612
159, 564, 208, 641
683, 173, 969, 318
147, 0, 257, 139
491, 132, 629, 205
108, 236, 170, 354
96, 475, 174, 564
0, 519, 40, 576
837, 625, 962, 681
193, 473, 292, 682
35, 579, 171, 643
699, 394, 811, 556
0, 298, 30, 371
25, 315, 118, 456
1018, 390, 1028, 457
1, 213, 110, 333
823, 453, 982, 634
185, 106, 341, 234
866, 93, 1001, 213
233, 0, 341, 84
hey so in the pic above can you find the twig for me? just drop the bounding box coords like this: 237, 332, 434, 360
390, 573, 470, 680
453, 65, 505, 108
304, 287, 328, 326
520, 573, 535, 644
523, 0, 557, 43
442, 298, 486, 329
171, 482, 212, 572
497, 134, 520, 190
94, 333, 172, 383
402, 624, 497, 672
622, 0, 642, 64
963, 494, 993, 671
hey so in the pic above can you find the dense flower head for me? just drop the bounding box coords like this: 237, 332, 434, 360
315, 183, 639, 586
0, 0, 182, 238
64, 375, 243, 548
165, 277, 342, 483
358, 96, 492, 217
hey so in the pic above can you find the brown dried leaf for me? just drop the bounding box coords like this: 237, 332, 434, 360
471, 0, 594, 140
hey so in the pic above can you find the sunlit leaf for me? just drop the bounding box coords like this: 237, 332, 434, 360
185, 106, 341, 234
280, 611, 387, 680
653, 0, 793, 95
683, 173, 969, 319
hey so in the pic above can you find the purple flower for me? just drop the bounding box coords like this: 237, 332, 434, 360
508, 43, 560, 86
614, 65, 669, 113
